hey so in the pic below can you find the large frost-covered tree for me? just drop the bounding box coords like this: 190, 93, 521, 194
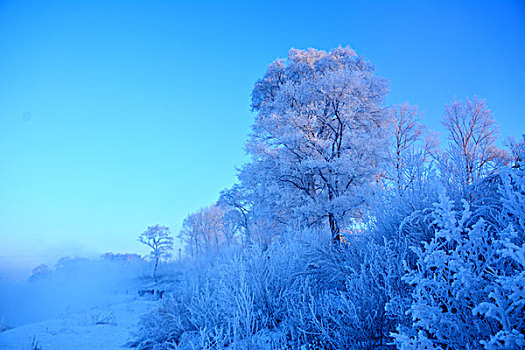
231, 47, 389, 242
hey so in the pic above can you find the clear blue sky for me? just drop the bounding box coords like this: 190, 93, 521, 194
1, 0, 524, 273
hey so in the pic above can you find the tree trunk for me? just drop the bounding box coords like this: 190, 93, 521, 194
329, 213, 341, 243
153, 257, 159, 282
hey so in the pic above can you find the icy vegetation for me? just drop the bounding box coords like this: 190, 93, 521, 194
134, 48, 524, 349
2, 47, 523, 349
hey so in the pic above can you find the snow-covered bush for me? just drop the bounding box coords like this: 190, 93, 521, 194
135, 227, 415, 349
394, 166, 525, 349
295, 237, 409, 349
135, 158, 524, 350
134, 233, 319, 349
473, 166, 525, 349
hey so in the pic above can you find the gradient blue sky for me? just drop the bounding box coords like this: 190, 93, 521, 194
1, 0, 524, 274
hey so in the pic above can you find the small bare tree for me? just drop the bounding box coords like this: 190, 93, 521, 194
389, 103, 438, 191
138, 225, 173, 282
442, 96, 507, 185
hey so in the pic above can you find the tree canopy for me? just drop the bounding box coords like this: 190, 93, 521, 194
231, 47, 390, 242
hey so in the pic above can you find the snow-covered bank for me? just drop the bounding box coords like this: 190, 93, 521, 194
0, 255, 169, 349
0, 295, 156, 350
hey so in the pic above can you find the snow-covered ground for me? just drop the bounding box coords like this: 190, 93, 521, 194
0, 294, 156, 350
0, 258, 171, 350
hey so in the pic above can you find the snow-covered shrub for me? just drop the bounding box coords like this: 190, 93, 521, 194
366, 156, 441, 335
294, 237, 409, 349
394, 166, 525, 349
134, 231, 309, 348
133, 245, 266, 349
134, 227, 414, 349
473, 166, 525, 349
393, 195, 493, 349
135, 164, 524, 350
